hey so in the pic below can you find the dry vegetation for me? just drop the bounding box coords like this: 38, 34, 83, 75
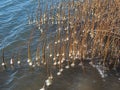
0, 0, 120, 89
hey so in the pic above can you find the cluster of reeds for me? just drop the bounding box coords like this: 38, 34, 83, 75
0, 0, 120, 89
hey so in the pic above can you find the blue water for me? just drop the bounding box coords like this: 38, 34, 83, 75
0, 0, 63, 57
0, 0, 33, 52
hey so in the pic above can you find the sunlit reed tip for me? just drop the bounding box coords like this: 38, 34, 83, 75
45, 78, 52, 86
57, 71, 61, 76
17, 60, 21, 65
10, 58, 14, 65
65, 65, 70, 69
40, 85, 45, 90
71, 63, 75, 67
53, 62, 57, 66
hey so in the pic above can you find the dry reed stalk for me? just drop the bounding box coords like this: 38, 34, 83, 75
1, 49, 7, 70
42, 40, 46, 65
35, 45, 41, 66
27, 43, 32, 66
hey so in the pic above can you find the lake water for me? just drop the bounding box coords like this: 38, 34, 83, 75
0, 0, 120, 90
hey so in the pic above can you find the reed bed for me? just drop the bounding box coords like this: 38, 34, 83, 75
0, 0, 120, 89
